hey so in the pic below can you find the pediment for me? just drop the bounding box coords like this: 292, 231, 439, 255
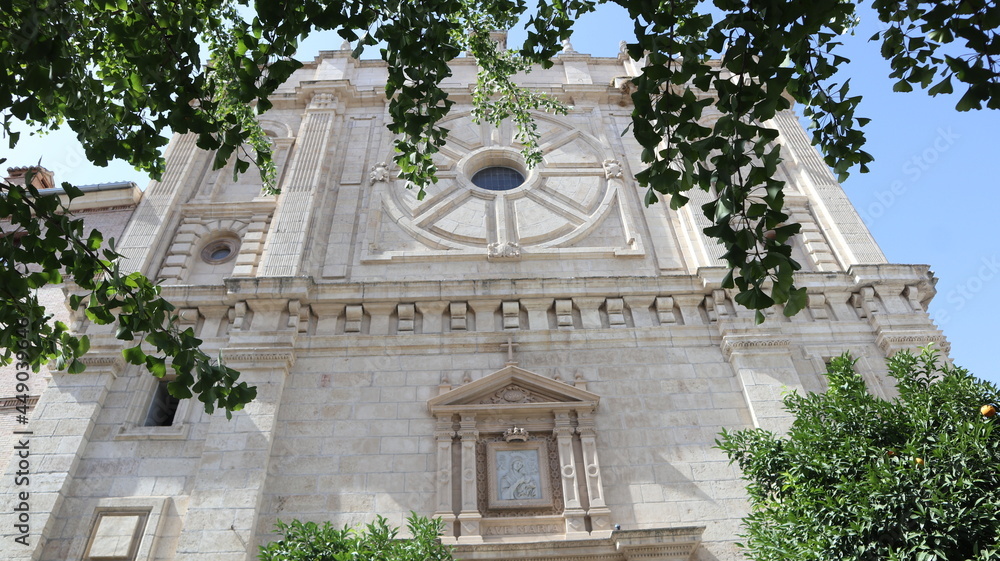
428, 365, 599, 414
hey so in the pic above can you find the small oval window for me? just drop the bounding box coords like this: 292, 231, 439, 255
470, 166, 525, 191
201, 238, 239, 264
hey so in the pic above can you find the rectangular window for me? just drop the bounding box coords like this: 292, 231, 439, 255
143, 381, 180, 427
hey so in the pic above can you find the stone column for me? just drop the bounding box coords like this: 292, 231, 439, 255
554, 412, 587, 539
174, 349, 293, 561
433, 415, 457, 539
456, 414, 482, 544
577, 409, 612, 536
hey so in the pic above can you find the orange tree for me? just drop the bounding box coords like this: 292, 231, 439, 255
718, 348, 1000, 560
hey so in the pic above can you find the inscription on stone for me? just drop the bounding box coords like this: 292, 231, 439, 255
482, 524, 561, 536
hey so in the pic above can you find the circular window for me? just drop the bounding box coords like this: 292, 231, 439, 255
200, 238, 239, 264
470, 166, 525, 191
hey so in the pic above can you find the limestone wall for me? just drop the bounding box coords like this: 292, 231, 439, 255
0, 45, 948, 561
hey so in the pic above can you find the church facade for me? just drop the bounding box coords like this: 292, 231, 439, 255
2, 42, 946, 561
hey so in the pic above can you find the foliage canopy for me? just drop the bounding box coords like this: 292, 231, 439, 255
718, 349, 1000, 561
1, 0, 998, 408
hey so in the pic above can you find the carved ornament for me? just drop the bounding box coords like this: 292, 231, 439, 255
480, 384, 545, 405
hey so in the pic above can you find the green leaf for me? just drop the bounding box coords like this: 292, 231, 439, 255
62, 182, 84, 200
122, 345, 146, 365
783, 287, 809, 316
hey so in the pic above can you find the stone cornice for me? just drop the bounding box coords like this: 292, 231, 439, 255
721, 334, 792, 359
451, 526, 704, 561
874, 331, 949, 355
179, 200, 276, 219
293, 80, 387, 110
0, 395, 39, 410
168, 268, 940, 306
219, 347, 296, 369
77, 353, 127, 377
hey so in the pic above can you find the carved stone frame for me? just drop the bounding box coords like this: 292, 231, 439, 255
428, 364, 611, 544
487, 440, 552, 510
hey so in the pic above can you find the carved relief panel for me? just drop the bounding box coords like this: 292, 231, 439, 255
363, 112, 644, 263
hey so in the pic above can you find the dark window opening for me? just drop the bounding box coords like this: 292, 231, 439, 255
209, 246, 232, 260
471, 167, 525, 191
144, 381, 180, 427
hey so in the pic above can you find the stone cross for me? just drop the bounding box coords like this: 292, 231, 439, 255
500, 335, 519, 366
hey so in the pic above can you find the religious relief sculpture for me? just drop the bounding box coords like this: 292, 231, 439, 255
497, 451, 542, 501
487, 241, 521, 260
487, 440, 552, 510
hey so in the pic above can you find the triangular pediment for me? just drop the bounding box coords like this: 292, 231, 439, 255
428, 365, 599, 413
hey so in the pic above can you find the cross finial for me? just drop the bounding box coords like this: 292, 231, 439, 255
500, 335, 519, 366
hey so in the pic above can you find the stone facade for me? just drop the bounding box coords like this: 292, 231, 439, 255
0, 176, 141, 477
1, 42, 947, 561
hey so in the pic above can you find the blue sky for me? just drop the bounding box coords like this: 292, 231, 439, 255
4, 4, 998, 385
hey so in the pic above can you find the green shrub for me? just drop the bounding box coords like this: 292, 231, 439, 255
259, 513, 452, 561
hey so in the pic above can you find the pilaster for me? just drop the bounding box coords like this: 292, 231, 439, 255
456, 414, 482, 544
577, 409, 612, 537
553, 412, 587, 539
173, 350, 293, 561
0, 356, 123, 561
116, 133, 207, 275
258, 93, 339, 276
433, 415, 457, 539
721, 330, 802, 434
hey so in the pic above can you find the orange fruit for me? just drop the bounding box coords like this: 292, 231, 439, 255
982, 404, 997, 418
915, 458, 924, 466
